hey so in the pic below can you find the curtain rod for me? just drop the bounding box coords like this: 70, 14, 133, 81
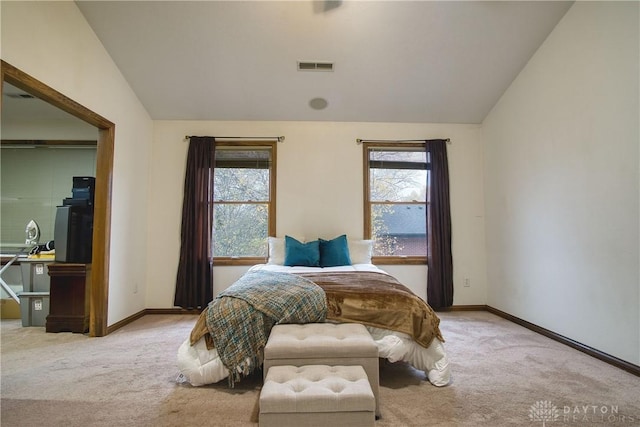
184, 135, 285, 142
356, 138, 451, 145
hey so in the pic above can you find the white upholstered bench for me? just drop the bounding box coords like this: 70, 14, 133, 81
263, 323, 380, 417
259, 365, 375, 427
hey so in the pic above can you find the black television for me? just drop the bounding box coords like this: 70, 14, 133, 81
54, 206, 93, 263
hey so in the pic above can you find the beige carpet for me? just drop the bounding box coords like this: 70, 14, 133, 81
1, 311, 638, 426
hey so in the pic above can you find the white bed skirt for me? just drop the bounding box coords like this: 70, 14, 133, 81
177, 324, 450, 387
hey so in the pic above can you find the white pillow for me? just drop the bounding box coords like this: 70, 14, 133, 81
270, 237, 373, 265
267, 237, 285, 265
348, 239, 373, 264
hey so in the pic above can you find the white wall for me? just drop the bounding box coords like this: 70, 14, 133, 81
483, 2, 639, 364
147, 121, 487, 307
1, 119, 97, 140
1, 1, 154, 325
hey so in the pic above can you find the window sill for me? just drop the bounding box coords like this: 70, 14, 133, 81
371, 256, 427, 265
212, 257, 426, 266
212, 257, 268, 266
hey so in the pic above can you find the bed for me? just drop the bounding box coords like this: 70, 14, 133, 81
176, 236, 451, 388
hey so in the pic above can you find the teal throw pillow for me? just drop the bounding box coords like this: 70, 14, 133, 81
284, 236, 320, 267
319, 234, 352, 267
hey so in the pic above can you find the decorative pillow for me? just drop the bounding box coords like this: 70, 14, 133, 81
319, 234, 351, 267
267, 237, 285, 265
284, 236, 320, 267
348, 239, 374, 264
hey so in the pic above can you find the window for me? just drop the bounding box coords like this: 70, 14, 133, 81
212, 142, 276, 264
363, 142, 428, 264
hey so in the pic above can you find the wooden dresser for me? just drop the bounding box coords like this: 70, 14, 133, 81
46, 263, 91, 333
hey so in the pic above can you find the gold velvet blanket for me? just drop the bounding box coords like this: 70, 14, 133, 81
297, 271, 444, 348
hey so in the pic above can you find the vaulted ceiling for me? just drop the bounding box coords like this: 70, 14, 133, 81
75, 1, 573, 124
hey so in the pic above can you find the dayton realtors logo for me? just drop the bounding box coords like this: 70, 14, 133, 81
529, 401, 560, 426
529, 401, 637, 425
563, 404, 635, 424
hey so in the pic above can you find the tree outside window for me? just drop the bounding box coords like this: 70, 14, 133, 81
364, 143, 428, 262
212, 143, 275, 261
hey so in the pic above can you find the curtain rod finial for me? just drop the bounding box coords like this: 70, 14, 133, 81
356, 139, 363, 144
278, 136, 285, 143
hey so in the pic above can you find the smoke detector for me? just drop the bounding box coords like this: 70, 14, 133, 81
309, 98, 328, 110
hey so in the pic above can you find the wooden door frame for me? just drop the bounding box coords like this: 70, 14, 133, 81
1, 60, 113, 337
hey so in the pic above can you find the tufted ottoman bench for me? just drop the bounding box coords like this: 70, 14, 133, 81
263, 323, 380, 417
259, 365, 375, 427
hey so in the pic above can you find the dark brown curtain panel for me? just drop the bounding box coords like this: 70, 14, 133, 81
426, 139, 454, 309
174, 137, 215, 310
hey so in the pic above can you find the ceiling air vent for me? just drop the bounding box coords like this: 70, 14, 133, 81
297, 61, 334, 72
5, 93, 36, 99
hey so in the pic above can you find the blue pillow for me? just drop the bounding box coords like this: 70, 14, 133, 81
319, 234, 352, 267
284, 236, 320, 267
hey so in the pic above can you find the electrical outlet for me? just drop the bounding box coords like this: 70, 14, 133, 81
463, 278, 470, 287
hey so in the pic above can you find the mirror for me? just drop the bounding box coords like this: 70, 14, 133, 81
1, 60, 114, 336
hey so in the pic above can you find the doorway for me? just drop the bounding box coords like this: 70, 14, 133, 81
1, 60, 113, 337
